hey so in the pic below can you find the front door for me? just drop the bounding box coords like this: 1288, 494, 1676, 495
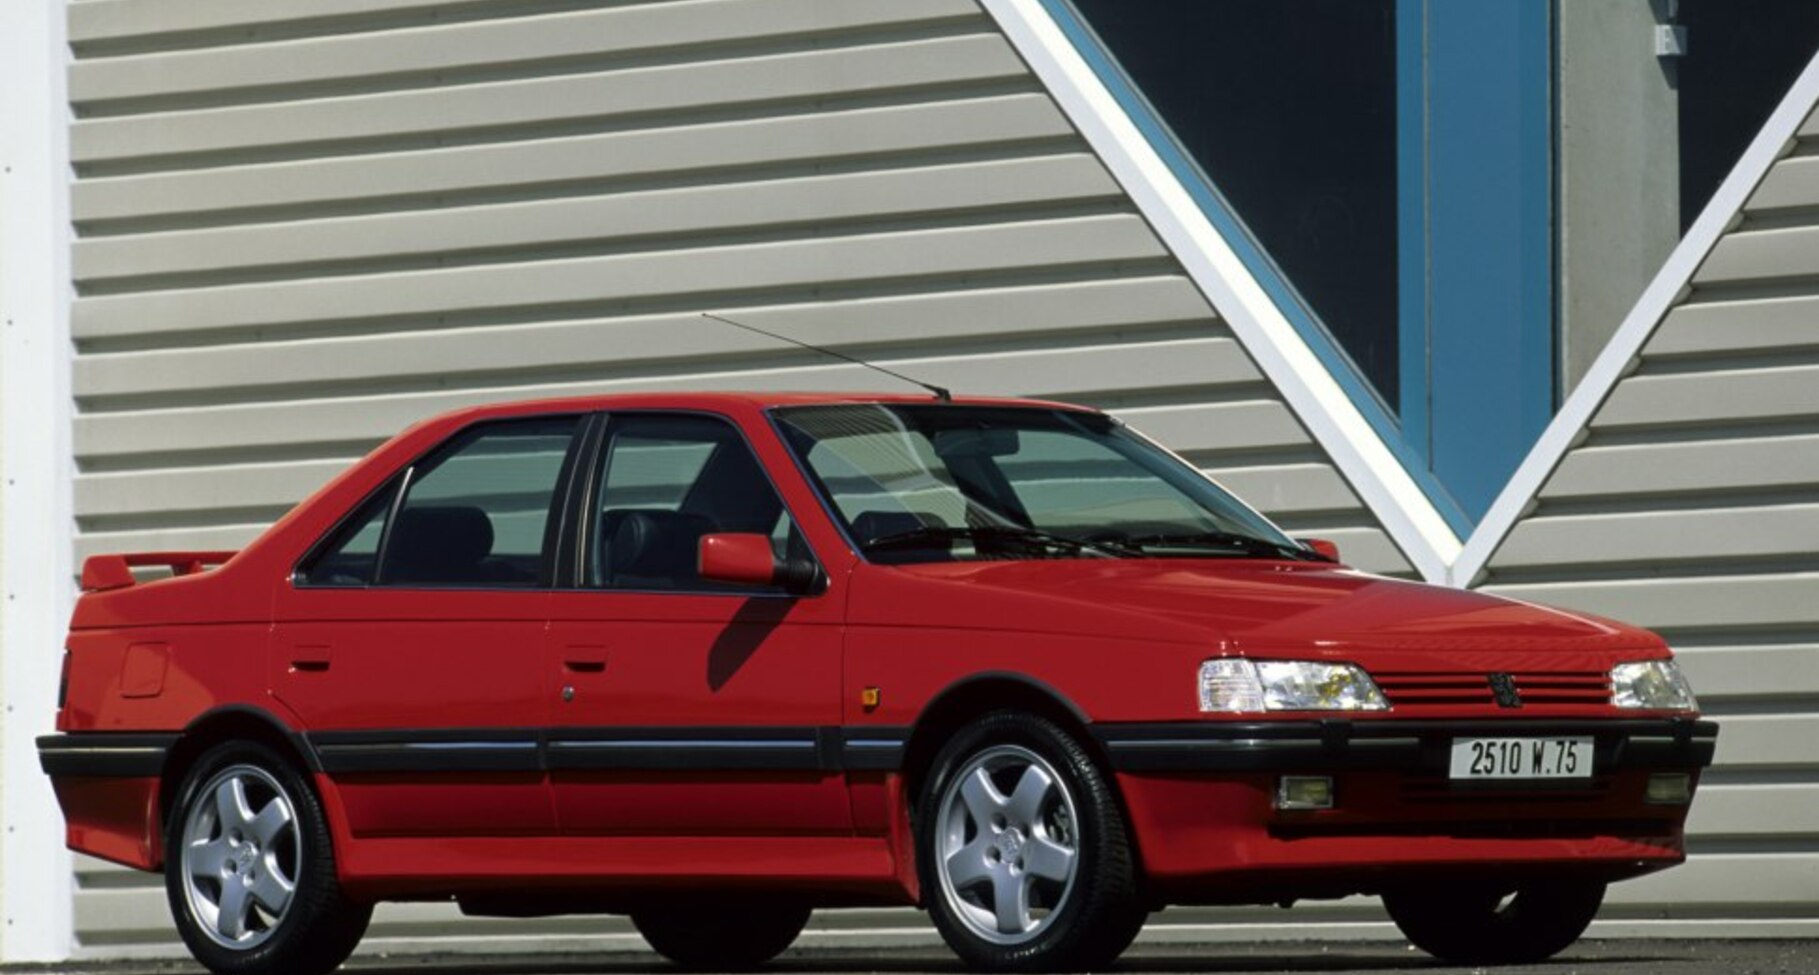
273, 415, 584, 838
545, 411, 848, 836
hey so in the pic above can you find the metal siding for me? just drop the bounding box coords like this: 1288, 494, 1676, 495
1480, 106, 1819, 923
64, 0, 1413, 954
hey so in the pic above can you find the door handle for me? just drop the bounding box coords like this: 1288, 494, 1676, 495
290, 645, 332, 673
562, 645, 607, 674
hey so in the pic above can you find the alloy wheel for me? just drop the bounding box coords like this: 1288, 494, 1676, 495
179, 764, 300, 949
934, 744, 1082, 944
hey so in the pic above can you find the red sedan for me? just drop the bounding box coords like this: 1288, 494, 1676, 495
39, 392, 1714, 974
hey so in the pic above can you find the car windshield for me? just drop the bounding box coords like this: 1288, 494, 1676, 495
771, 404, 1316, 564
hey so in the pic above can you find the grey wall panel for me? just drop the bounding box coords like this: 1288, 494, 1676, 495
1478, 104, 1819, 923
72, 34, 1028, 167
1483, 574, 1819, 630
1675, 644, 1819, 698
1542, 433, 1819, 500
68, 0, 506, 49
63, 0, 1418, 952
73, 93, 1076, 226
74, 214, 1169, 340
1691, 784, 1819, 837
70, 0, 986, 105
74, 155, 1124, 283
1492, 504, 1819, 570
1746, 154, 1819, 211
1650, 295, 1819, 355
1696, 225, 1819, 284
77, 331, 1239, 459
1590, 362, 1819, 429
74, 278, 1211, 400
1614, 856, 1819, 914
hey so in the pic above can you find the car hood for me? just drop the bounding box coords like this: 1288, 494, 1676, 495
848, 559, 1663, 663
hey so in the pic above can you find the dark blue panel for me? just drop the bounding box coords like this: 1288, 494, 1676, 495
1423, 0, 1554, 519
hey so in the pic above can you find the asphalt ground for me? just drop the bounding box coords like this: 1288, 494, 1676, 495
19, 940, 1819, 975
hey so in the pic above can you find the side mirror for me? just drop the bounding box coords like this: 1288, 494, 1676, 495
1297, 537, 1341, 562
698, 533, 822, 594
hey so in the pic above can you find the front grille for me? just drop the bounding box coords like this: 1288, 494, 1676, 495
1376, 671, 1610, 712
1514, 672, 1613, 705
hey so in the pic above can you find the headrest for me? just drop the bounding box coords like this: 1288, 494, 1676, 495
385, 505, 494, 582
601, 509, 716, 586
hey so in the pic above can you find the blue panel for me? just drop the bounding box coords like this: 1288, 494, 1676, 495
1423, 0, 1555, 518
1396, 0, 1431, 457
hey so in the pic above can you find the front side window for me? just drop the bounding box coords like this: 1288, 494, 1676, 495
588, 413, 805, 592
297, 415, 581, 588
773, 404, 1312, 565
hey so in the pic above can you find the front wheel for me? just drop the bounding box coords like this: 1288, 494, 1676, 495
916, 711, 1146, 972
165, 741, 371, 975
1384, 879, 1606, 965
631, 902, 811, 970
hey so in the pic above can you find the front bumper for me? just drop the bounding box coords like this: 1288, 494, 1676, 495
1095, 717, 1717, 904
1093, 716, 1717, 773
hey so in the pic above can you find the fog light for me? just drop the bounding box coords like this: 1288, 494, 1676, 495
1645, 773, 1693, 805
1276, 776, 1334, 810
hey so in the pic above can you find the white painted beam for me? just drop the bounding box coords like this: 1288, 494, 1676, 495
0, 0, 76, 962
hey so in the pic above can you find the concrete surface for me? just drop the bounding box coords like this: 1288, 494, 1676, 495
12, 940, 1818, 975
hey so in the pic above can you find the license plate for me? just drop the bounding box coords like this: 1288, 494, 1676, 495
1448, 737, 1594, 780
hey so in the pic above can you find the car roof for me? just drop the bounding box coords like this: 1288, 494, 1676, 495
421, 390, 1097, 426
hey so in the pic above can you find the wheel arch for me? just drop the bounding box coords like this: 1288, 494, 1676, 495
160, 705, 322, 838
900, 672, 1100, 803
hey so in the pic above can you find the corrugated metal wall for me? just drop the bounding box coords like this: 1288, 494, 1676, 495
1476, 104, 1819, 926
64, 0, 1412, 953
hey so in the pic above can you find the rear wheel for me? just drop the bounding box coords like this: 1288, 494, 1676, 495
631, 902, 811, 970
165, 741, 370, 975
1384, 879, 1606, 965
916, 711, 1145, 972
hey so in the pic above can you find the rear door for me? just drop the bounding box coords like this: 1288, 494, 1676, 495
272, 414, 585, 838
545, 411, 848, 836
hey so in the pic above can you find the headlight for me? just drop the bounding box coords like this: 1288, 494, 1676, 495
1611, 659, 1698, 711
1199, 659, 1389, 713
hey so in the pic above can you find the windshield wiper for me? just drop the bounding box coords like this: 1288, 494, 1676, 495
860, 525, 1142, 559
1117, 530, 1326, 562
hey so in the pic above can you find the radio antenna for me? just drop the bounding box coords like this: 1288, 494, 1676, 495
702, 312, 952, 402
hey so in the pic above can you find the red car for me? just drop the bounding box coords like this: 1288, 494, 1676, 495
40, 392, 1713, 974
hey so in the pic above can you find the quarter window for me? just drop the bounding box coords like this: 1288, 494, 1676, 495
295, 484, 394, 586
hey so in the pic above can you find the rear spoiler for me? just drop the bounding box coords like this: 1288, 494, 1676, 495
80, 551, 237, 592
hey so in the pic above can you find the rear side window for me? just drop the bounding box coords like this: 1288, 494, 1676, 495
297, 416, 582, 588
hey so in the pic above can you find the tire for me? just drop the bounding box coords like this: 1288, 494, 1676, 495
631, 902, 812, 970
165, 740, 371, 975
916, 711, 1146, 972
1384, 878, 1606, 965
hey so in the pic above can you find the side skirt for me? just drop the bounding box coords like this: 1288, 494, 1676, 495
333, 833, 912, 905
